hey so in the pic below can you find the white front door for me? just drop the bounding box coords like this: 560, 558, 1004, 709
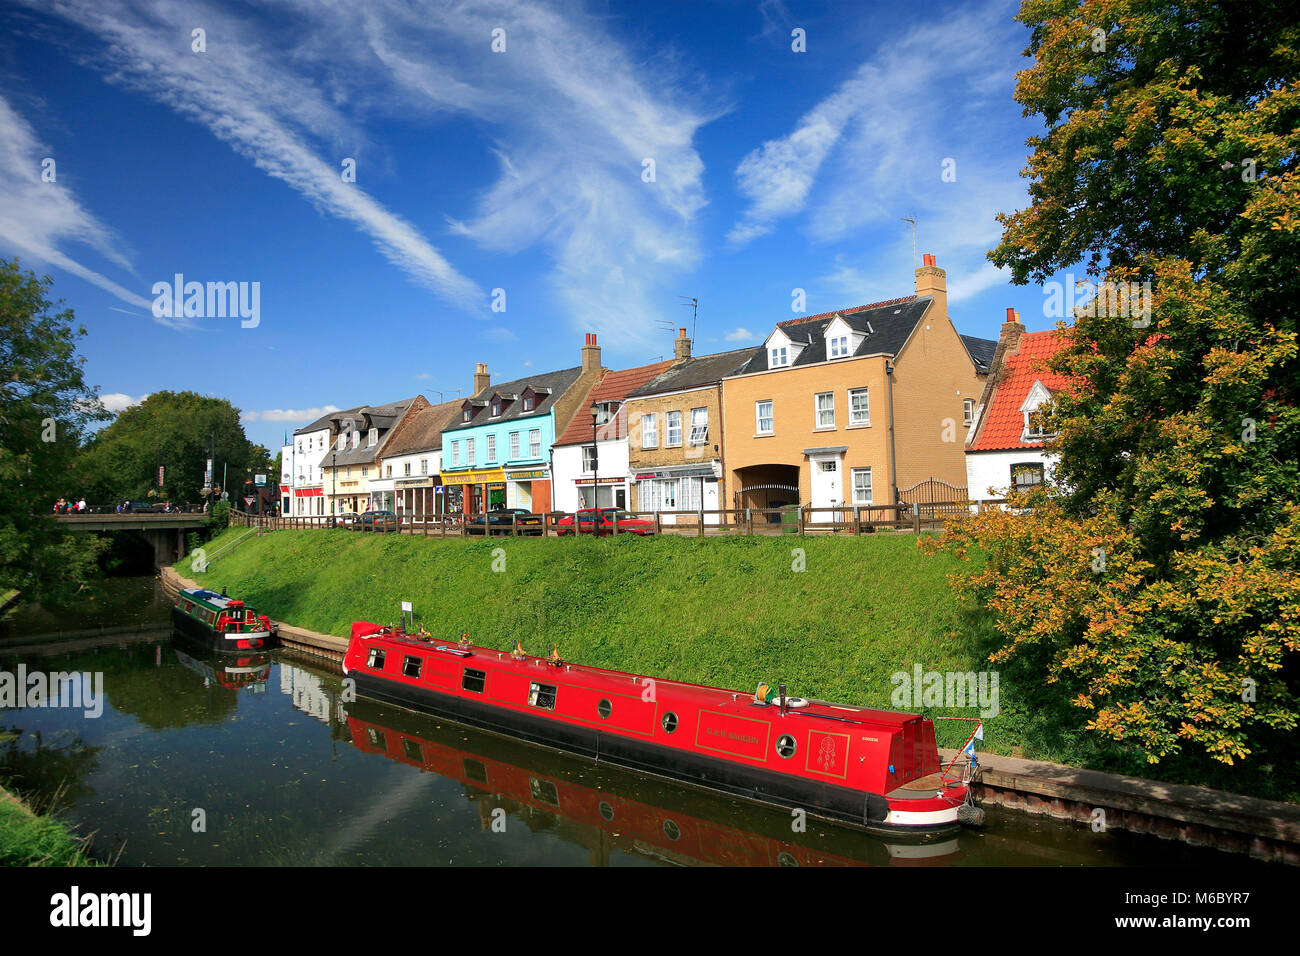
810, 457, 842, 522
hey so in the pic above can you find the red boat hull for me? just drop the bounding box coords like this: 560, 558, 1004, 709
342, 623, 972, 835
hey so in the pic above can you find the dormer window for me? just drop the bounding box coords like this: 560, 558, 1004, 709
770, 346, 789, 367
336, 435, 345, 452
368, 427, 378, 447
1020, 381, 1055, 441
462, 408, 471, 423
829, 335, 849, 358
491, 399, 502, 417
523, 395, 534, 412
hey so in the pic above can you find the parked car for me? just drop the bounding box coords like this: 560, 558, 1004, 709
556, 508, 655, 536
124, 500, 163, 513
467, 508, 544, 536
355, 510, 398, 532
327, 512, 359, 528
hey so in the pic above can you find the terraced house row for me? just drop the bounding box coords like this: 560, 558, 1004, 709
278, 255, 1064, 523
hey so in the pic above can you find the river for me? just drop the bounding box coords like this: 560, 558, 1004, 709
0, 575, 1276, 867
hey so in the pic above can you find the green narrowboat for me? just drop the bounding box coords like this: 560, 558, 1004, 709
173, 587, 277, 652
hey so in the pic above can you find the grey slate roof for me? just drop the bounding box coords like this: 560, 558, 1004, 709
626, 347, 760, 399
443, 365, 584, 433
294, 405, 363, 436
961, 334, 998, 375
326, 398, 421, 467
734, 298, 932, 375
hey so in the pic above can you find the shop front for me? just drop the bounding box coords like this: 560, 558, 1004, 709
573, 475, 625, 510
368, 477, 395, 513
442, 467, 507, 515
634, 462, 722, 524
395, 476, 441, 521
505, 467, 552, 514
293, 486, 325, 517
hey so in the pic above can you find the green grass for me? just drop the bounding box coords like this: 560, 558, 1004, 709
175, 528, 1300, 802
0, 784, 98, 867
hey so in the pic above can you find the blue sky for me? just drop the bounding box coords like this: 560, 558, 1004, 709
0, 0, 1059, 452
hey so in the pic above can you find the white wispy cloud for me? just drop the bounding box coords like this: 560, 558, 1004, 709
724, 327, 757, 342
728, 0, 1028, 293
0, 93, 155, 313
242, 405, 339, 424
272, 0, 718, 350
31, 0, 482, 312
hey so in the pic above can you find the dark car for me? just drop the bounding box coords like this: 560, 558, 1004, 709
355, 510, 398, 532
124, 500, 163, 514
327, 512, 359, 528
556, 508, 655, 536
467, 508, 544, 536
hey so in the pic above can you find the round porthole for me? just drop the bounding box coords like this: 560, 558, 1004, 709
597, 698, 612, 719
661, 712, 678, 733
663, 820, 681, 842
599, 801, 615, 822
777, 851, 799, 867
776, 734, 797, 758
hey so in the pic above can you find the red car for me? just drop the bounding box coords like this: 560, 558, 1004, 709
556, 507, 655, 536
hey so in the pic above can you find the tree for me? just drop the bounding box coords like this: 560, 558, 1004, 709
932, 1, 1300, 767
0, 259, 110, 602
77, 392, 271, 505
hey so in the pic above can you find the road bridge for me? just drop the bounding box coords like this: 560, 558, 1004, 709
54, 513, 209, 566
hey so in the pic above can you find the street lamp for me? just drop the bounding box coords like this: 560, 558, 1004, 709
589, 402, 600, 536
331, 451, 337, 519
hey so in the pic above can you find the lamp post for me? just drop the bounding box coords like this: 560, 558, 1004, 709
589, 402, 600, 536
331, 451, 337, 519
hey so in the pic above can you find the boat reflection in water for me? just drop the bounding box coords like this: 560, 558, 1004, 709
172, 630, 272, 692
344, 700, 962, 867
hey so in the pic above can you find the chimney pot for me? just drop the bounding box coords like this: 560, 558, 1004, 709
581, 332, 601, 371
1006, 307, 1016, 322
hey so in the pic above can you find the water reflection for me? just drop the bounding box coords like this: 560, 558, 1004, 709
342, 698, 962, 867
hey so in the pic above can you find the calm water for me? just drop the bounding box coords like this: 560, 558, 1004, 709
0, 578, 1274, 867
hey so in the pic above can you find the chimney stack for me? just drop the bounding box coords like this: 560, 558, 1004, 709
473, 362, 490, 396
914, 252, 948, 322
674, 327, 692, 362
581, 332, 601, 371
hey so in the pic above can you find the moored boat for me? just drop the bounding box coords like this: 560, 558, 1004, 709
342, 622, 982, 836
172, 587, 276, 653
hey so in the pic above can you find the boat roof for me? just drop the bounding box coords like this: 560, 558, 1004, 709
181, 588, 243, 610
359, 627, 923, 729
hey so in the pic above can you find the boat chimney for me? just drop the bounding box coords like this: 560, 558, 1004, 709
779, 683, 787, 717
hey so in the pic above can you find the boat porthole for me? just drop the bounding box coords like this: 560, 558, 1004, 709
777, 851, 799, 867
661, 712, 678, 733
597, 698, 612, 719
599, 801, 615, 822
776, 734, 797, 758
663, 820, 681, 842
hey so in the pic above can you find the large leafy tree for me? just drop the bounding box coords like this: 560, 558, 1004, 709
0, 259, 110, 602
77, 392, 271, 505
933, 1, 1300, 768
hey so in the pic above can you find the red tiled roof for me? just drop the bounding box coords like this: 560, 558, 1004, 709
969, 330, 1073, 452
553, 359, 674, 447
777, 295, 918, 328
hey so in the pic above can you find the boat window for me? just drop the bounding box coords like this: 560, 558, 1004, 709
776, 734, 797, 758
367, 648, 387, 670
402, 655, 422, 679
661, 712, 678, 733
401, 738, 422, 762
183, 601, 193, 612
463, 758, 488, 784
663, 820, 681, 842
528, 681, 557, 710
597, 699, 612, 719
462, 668, 486, 693
529, 778, 560, 807
599, 801, 615, 822
367, 728, 386, 748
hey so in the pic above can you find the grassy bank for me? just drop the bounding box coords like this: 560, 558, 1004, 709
0, 783, 97, 867
177, 528, 1299, 801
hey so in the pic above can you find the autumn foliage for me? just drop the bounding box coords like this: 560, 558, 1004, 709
928, 1, 1300, 767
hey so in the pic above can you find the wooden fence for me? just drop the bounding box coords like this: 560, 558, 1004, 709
230, 499, 1008, 538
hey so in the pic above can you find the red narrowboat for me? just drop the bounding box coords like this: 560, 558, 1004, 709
342, 623, 982, 835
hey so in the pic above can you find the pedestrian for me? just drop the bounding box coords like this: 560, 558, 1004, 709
77, 497, 86, 512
